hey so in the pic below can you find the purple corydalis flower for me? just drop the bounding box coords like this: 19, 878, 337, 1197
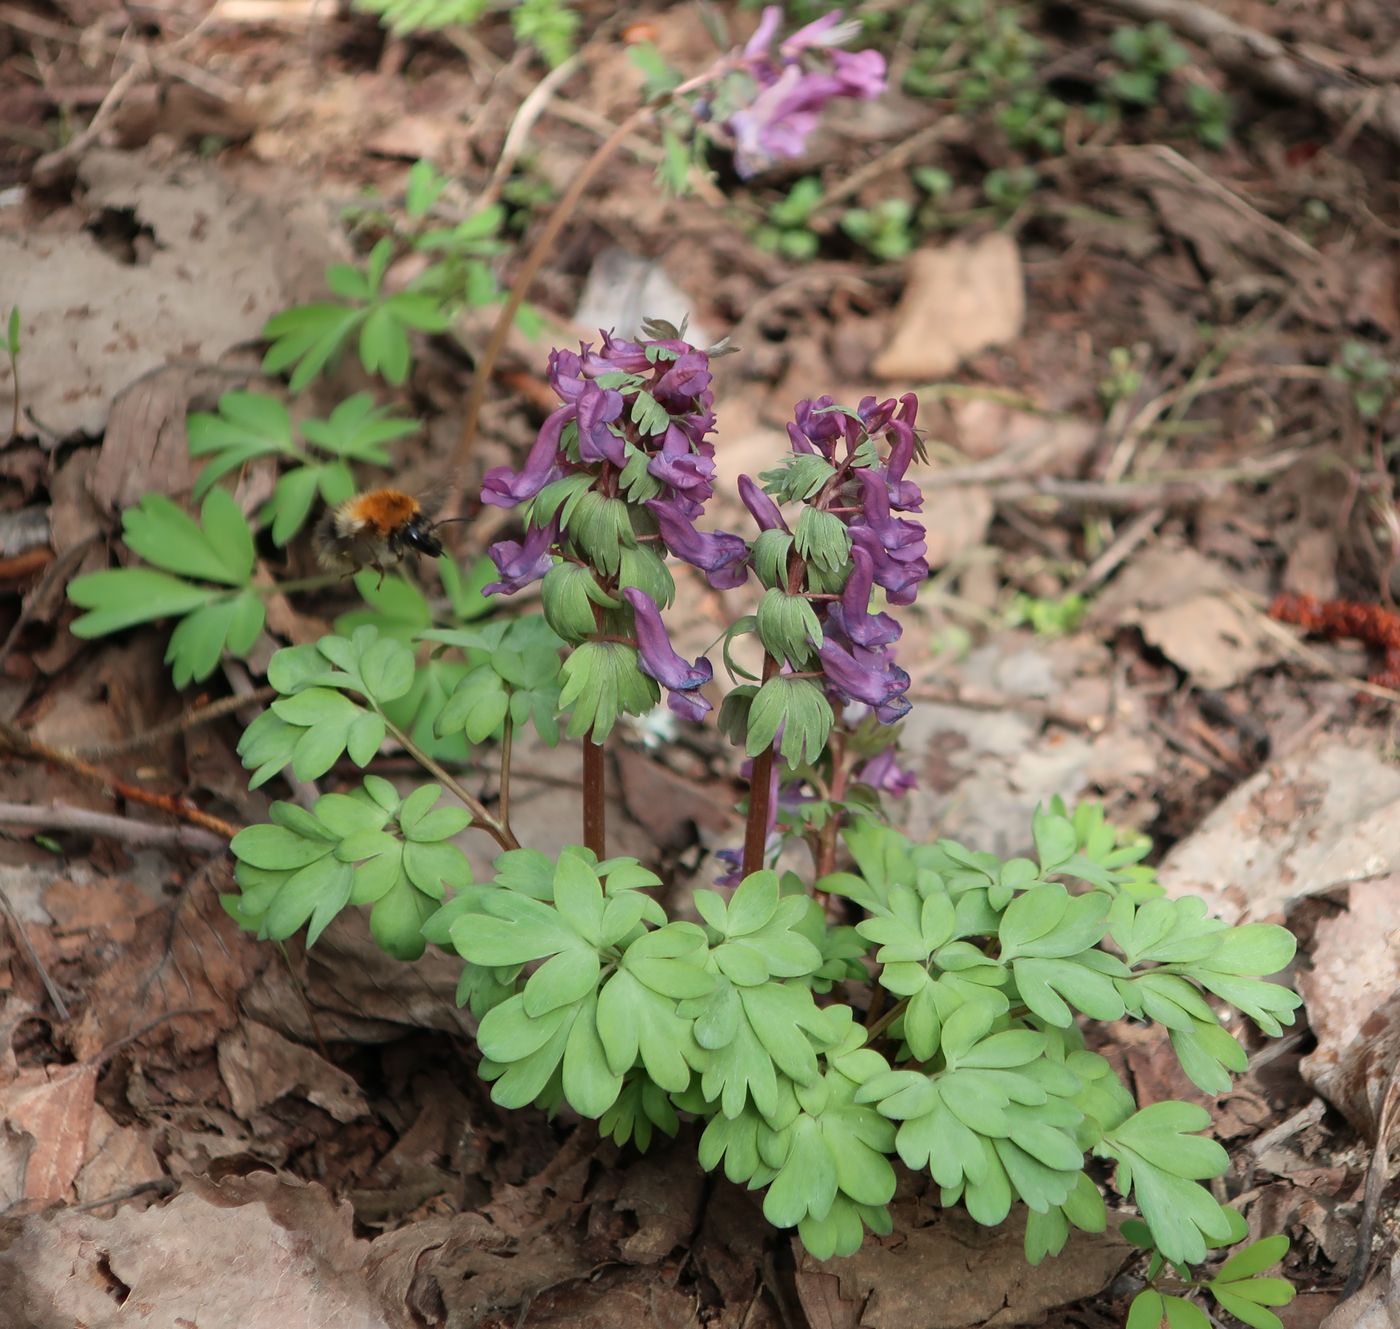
738, 474, 788, 532
817, 639, 911, 723
646, 499, 750, 590
728, 7, 887, 178
622, 588, 713, 721
856, 748, 917, 796
837, 545, 900, 647
484, 519, 558, 596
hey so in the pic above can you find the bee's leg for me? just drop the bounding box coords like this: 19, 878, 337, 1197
374, 561, 388, 589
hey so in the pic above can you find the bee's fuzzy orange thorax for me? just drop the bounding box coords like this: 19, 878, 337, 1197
342, 489, 421, 534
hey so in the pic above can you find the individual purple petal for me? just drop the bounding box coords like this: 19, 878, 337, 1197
648, 425, 716, 504
831, 47, 887, 98
654, 352, 714, 409
646, 500, 751, 589
856, 748, 917, 796
742, 5, 783, 59
730, 66, 840, 177
622, 587, 714, 721
782, 10, 862, 55
575, 383, 626, 466
738, 474, 788, 532
817, 638, 910, 722
712, 846, 745, 887
481, 406, 568, 508
838, 546, 901, 647
667, 688, 713, 723
483, 519, 558, 596
849, 527, 926, 606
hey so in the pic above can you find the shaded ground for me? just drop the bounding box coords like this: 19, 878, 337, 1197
1, 1, 1400, 1325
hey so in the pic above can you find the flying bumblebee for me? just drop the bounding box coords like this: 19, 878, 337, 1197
314, 488, 451, 581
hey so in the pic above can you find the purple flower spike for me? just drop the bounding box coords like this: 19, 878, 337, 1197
727, 10, 887, 178
838, 546, 901, 647
622, 588, 714, 721
484, 519, 558, 596
646, 499, 750, 590
818, 638, 911, 722
738, 474, 788, 532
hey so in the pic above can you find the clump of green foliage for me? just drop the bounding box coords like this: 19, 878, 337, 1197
61, 15, 1298, 1319
353, 0, 579, 67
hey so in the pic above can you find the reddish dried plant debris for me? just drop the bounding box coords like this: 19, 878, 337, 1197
1270, 592, 1400, 690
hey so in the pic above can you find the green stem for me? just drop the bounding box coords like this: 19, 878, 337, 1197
498, 712, 514, 841
865, 995, 907, 1042
383, 716, 517, 851
255, 573, 343, 598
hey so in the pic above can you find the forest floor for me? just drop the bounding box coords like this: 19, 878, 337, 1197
1, 1, 1399, 1326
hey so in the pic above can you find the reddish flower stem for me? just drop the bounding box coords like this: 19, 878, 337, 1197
741, 652, 781, 877
582, 736, 606, 857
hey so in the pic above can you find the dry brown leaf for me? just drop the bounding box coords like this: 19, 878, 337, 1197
73, 1102, 163, 1210
792, 1208, 1131, 1328
1, 1062, 97, 1202
86, 363, 228, 514
613, 1154, 705, 1265
216, 1019, 370, 1124
1159, 739, 1400, 924
1090, 542, 1279, 689
0, 1172, 400, 1329
873, 235, 1025, 380
1319, 1249, 1400, 1328
921, 485, 993, 569
68, 861, 269, 1064
1298, 875, 1400, 1137
0, 147, 338, 441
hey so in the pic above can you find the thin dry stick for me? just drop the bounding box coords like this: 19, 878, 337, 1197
29, 57, 149, 185
0, 877, 70, 1019
72, 687, 277, 759
0, 721, 243, 841
1342, 1059, 1400, 1300
0, 801, 227, 853
1111, 363, 1332, 480
480, 52, 585, 207
809, 117, 963, 216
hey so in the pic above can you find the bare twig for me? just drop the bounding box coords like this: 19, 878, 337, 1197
0, 721, 243, 841
480, 53, 585, 208
1093, 0, 1400, 148
73, 687, 276, 759
0, 801, 227, 853
0, 876, 69, 1019
809, 117, 963, 216
1068, 506, 1165, 596
1343, 1059, 1400, 1299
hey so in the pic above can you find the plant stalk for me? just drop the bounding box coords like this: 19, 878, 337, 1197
741, 653, 782, 877
384, 716, 517, 851
582, 735, 606, 857
498, 713, 514, 839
